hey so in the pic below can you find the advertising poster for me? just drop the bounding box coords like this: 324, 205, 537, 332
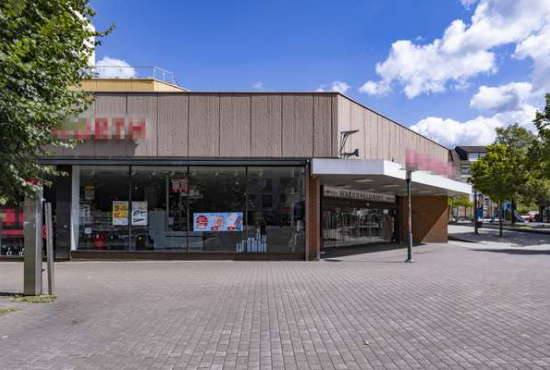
171, 178, 188, 194
85, 185, 95, 200
193, 212, 243, 232
131, 201, 148, 226
112, 201, 129, 226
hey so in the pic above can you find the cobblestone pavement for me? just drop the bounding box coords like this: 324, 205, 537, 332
449, 224, 550, 250
1, 243, 550, 370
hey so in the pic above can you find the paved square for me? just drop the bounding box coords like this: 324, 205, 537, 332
1, 242, 550, 370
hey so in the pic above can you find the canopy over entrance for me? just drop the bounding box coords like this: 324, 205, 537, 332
311, 159, 471, 197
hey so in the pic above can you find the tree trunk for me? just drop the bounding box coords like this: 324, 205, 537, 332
511, 199, 516, 226
499, 203, 504, 237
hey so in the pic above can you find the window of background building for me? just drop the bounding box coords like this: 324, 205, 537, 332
0, 198, 25, 258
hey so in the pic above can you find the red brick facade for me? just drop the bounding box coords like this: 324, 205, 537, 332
399, 196, 449, 243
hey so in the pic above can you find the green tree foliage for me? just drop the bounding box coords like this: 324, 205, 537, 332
0, 0, 112, 204
493, 124, 536, 224
470, 144, 518, 236
533, 93, 550, 179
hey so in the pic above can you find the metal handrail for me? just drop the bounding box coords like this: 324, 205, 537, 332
91, 66, 179, 86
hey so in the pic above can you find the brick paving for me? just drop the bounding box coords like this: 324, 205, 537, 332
1, 243, 550, 370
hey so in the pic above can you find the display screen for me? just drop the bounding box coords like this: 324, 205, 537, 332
193, 212, 243, 232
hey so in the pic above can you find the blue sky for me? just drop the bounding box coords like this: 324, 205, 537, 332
91, 0, 550, 148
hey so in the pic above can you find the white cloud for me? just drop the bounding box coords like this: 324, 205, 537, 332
514, 24, 550, 89
95, 56, 136, 78
316, 81, 351, 94
358, 80, 391, 95
360, 0, 550, 98
253, 81, 265, 91
411, 103, 538, 147
460, 0, 479, 9
470, 82, 533, 111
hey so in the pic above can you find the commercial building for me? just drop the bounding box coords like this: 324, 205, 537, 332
0, 72, 470, 260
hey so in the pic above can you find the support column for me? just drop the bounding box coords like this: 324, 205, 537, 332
24, 191, 43, 296
55, 165, 72, 259
306, 174, 321, 261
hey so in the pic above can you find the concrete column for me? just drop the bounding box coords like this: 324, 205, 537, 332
24, 192, 43, 296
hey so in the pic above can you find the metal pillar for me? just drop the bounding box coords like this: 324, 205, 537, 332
24, 191, 43, 296
45, 202, 55, 295
474, 188, 479, 235
405, 170, 413, 263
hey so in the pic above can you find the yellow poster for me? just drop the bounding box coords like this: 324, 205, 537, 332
112, 201, 128, 226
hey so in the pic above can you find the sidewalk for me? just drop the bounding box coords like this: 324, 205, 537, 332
449, 224, 550, 253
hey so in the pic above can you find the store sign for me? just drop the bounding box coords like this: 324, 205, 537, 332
112, 201, 129, 226
323, 186, 395, 203
131, 201, 148, 226
406, 148, 455, 178
193, 212, 243, 232
51, 116, 147, 141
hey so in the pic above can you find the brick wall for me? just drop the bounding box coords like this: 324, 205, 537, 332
399, 196, 449, 243
306, 175, 321, 260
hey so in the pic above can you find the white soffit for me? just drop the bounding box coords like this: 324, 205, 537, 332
311, 158, 472, 196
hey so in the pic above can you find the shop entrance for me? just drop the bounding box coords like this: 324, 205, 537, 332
321, 187, 399, 250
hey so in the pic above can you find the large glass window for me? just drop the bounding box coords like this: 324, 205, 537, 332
130, 167, 189, 251
78, 166, 130, 251
189, 167, 246, 252
0, 199, 25, 258
246, 167, 305, 253
77, 165, 305, 253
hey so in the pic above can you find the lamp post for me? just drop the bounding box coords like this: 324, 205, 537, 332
405, 170, 413, 263
473, 188, 478, 235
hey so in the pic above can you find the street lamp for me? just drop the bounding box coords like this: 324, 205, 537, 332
405, 169, 413, 263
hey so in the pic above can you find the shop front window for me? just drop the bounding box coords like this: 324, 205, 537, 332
246, 167, 305, 253
189, 167, 246, 252
78, 166, 130, 251
76, 164, 305, 254
130, 167, 189, 251
0, 199, 25, 258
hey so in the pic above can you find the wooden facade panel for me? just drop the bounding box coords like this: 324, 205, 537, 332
127, 94, 158, 157
189, 94, 220, 157
251, 95, 282, 157
220, 95, 251, 157
313, 95, 332, 157
93, 95, 128, 157
282, 95, 314, 157
158, 95, 188, 157
331, 95, 339, 157
364, 109, 377, 159
61, 100, 95, 157
337, 95, 352, 154
349, 101, 365, 159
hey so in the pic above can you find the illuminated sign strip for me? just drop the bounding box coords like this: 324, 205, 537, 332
323, 186, 395, 203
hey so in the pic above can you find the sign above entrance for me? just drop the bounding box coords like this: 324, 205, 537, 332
51, 116, 147, 141
323, 186, 395, 203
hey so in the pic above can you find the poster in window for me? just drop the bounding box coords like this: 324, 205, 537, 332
85, 185, 95, 200
171, 178, 188, 194
131, 201, 148, 226
193, 212, 243, 232
112, 201, 128, 226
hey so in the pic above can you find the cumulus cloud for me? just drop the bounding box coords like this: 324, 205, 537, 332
253, 81, 265, 91
358, 80, 391, 96
470, 82, 533, 111
316, 81, 351, 94
411, 103, 538, 147
360, 0, 550, 98
95, 56, 136, 78
460, 0, 479, 9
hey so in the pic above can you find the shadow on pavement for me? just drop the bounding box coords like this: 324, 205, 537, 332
469, 248, 550, 256
322, 243, 405, 259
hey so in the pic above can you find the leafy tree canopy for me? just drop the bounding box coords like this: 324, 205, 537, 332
0, 0, 112, 204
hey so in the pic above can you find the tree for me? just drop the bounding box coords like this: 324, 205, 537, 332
470, 144, 518, 236
533, 93, 550, 179
492, 124, 535, 225
0, 0, 112, 204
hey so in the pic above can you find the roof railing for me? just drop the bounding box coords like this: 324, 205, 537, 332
90, 66, 179, 86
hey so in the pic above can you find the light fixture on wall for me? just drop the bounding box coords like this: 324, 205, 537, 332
339, 130, 360, 159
